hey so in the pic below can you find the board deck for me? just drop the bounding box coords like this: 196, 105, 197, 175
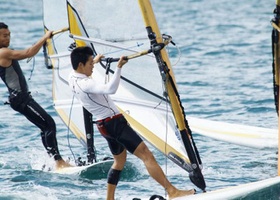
136, 176, 280, 200
53, 159, 114, 175
52, 160, 139, 180
187, 116, 277, 148
181, 176, 280, 200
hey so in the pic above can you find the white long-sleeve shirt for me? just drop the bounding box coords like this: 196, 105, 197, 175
68, 67, 122, 120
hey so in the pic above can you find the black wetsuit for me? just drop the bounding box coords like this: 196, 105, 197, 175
0, 60, 62, 160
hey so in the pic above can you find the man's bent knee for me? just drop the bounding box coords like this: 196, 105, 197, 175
107, 168, 122, 185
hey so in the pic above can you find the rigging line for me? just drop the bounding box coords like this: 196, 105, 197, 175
163, 79, 169, 198
167, 70, 203, 166
56, 58, 69, 85
27, 56, 36, 81
166, 43, 182, 67
45, 27, 70, 85
97, 34, 173, 63
27, 28, 68, 64
101, 42, 145, 56
99, 65, 169, 104
50, 38, 70, 85
47, 27, 69, 44
70, 34, 151, 55
66, 94, 78, 165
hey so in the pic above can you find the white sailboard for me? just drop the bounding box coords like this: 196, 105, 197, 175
187, 116, 278, 149
42, 0, 280, 199
137, 176, 280, 200
53, 159, 114, 175
181, 176, 280, 200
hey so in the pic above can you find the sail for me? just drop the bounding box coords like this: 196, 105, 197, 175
43, 0, 205, 190
42, 0, 88, 147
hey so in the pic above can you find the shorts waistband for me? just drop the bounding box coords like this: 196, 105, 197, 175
96, 113, 123, 124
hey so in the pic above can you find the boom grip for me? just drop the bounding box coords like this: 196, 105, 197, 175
101, 57, 120, 63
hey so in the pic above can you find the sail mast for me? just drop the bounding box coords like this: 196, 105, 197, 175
278, 0, 280, 176
272, 0, 280, 176
138, 0, 206, 191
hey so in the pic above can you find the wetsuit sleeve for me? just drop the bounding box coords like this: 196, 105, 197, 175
83, 67, 122, 94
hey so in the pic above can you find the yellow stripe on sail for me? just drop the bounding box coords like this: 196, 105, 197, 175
119, 108, 190, 165
191, 125, 265, 139
276, 0, 280, 176
274, 0, 280, 86
138, 0, 186, 131
56, 108, 86, 143
51, 73, 86, 143
273, 27, 280, 86
137, 0, 175, 81
44, 27, 56, 56
67, 3, 86, 47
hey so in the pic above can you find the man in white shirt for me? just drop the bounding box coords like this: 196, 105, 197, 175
68, 46, 195, 200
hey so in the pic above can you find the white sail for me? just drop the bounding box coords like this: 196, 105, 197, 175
42, 0, 206, 190
42, 0, 280, 198
67, 0, 206, 187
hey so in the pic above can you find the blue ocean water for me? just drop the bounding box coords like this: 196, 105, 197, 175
0, 0, 279, 199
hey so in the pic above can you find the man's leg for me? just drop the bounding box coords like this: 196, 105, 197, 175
133, 142, 195, 199
107, 149, 126, 200
13, 98, 71, 169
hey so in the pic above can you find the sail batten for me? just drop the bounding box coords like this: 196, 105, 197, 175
70, 34, 151, 55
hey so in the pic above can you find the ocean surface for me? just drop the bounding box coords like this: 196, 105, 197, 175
0, 0, 279, 199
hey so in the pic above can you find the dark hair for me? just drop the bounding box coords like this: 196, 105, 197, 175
0, 22, 8, 29
70, 46, 94, 70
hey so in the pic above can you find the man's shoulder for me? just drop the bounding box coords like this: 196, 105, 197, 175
0, 47, 11, 52
0, 47, 13, 58
0, 48, 13, 67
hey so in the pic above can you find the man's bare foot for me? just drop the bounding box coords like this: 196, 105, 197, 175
55, 159, 73, 169
168, 189, 195, 199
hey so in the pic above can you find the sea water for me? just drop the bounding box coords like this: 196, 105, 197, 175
0, 0, 279, 199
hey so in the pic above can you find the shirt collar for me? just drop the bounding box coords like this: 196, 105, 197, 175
73, 71, 88, 78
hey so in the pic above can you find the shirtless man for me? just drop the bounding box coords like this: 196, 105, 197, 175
0, 22, 70, 169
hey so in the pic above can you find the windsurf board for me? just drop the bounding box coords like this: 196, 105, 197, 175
187, 116, 277, 149
53, 159, 114, 175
